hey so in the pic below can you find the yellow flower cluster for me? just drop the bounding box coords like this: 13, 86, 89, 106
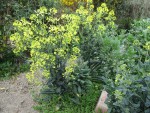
61, 0, 87, 6
144, 42, 150, 50
64, 55, 78, 78
11, 3, 116, 84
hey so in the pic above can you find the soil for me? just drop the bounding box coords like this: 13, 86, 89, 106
0, 73, 38, 113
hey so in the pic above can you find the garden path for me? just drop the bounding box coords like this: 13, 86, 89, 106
0, 73, 38, 113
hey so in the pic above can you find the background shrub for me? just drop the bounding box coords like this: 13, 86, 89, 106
10, 5, 88, 102
10, 3, 115, 104
103, 19, 150, 113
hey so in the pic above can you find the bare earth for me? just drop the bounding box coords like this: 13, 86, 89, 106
0, 74, 38, 113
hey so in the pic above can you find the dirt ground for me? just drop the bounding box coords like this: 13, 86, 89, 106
0, 74, 38, 113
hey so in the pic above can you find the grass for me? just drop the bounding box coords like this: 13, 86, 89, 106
33, 83, 102, 113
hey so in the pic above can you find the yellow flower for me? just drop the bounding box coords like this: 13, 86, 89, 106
101, 3, 108, 12
133, 40, 140, 46
31, 40, 41, 49
86, 15, 94, 23
115, 74, 121, 84
61, 0, 87, 6
73, 47, 80, 54
26, 73, 34, 83
120, 64, 127, 70
144, 42, 150, 50
49, 8, 57, 14
98, 24, 106, 31
38, 6, 47, 13
90, 5, 94, 9
109, 10, 115, 16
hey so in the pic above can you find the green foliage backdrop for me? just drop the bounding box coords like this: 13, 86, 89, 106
1, 0, 150, 112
